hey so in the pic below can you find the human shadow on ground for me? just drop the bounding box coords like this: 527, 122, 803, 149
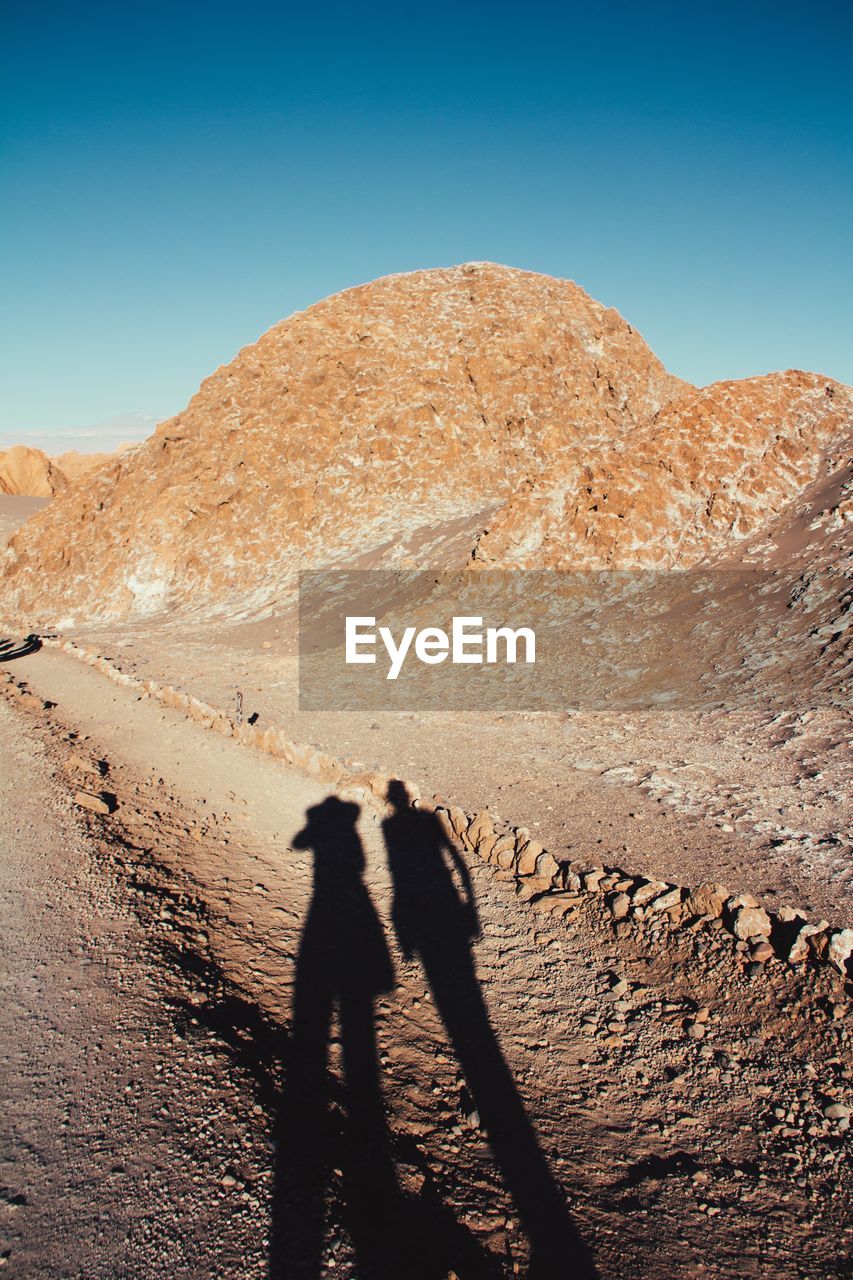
382, 780, 599, 1279
145, 787, 589, 1276
273, 794, 504, 1278
166, 795, 497, 1279
0, 634, 41, 661
273, 793, 410, 1276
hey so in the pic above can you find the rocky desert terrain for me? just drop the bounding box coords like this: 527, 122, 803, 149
0, 264, 850, 1278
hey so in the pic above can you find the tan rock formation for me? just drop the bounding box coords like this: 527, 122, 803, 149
0, 445, 68, 498
471, 372, 852, 569
1, 263, 850, 622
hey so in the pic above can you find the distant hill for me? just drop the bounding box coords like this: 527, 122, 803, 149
0, 445, 68, 497
0, 412, 155, 457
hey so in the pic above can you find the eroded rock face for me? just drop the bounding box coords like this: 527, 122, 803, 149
1, 263, 850, 622
0, 446, 68, 498
52, 448, 131, 483
470, 373, 853, 570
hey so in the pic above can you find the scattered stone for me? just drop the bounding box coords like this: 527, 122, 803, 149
684, 882, 729, 918
516, 840, 544, 876
827, 929, 853, 977
730, 905, 772, 940
631, 879, 669, 906
749, 939, 774, 963
648, 886, 682, 913
74, 790, 116, 815
607, 892, 631, 920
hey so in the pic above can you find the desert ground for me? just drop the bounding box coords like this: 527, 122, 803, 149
1, 635, 850, 1279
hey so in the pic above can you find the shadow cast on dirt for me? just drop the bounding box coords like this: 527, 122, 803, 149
0, 635, 42, 661
133, 787, 598, 1277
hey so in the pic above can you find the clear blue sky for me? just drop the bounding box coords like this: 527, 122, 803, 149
2, 0, 851, 442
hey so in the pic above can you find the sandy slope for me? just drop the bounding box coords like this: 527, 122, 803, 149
1, 645, 849, 1278
0, 496, 48, 546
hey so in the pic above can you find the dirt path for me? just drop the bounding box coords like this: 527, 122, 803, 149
0, 698, 274, 1277
1, 647, 850, 1278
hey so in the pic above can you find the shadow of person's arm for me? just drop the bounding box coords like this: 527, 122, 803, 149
441, 834, 481, 939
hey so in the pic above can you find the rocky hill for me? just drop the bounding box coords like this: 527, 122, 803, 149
1, 264, 850, 623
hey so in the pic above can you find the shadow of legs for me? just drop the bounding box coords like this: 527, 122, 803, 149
383, 786, 598, 1279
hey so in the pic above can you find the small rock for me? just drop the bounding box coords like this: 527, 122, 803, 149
467, 811, 494, 850
684, 882, 729, 918
495, 843, 517, 870
823, 1102, 850, 1122
728, 892, 760, 910
749, 939, 775, 963
807, 924, 832, 962
516, 840, 543, 876
534, 850, 559, 881
489, 835, 516, 867
827, 929, 853, 977
63, 753, 104, 777
648, 886, 682, 913
730, 905, 772, 940
74, 790, 116, 815
631, 879, 669, 906
16, 691, 45, 713
447, 806, 471, 846
786, 920, 827, 964
607, 892, 630, 920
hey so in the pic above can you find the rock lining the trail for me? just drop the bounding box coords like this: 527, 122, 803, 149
2, 632, 849, 983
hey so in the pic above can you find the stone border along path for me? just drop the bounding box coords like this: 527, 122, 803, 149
2, 632, 851, 985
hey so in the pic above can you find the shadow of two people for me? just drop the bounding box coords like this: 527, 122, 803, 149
270, 782, 597, 1279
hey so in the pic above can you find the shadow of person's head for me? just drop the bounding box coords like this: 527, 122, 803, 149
386, 779, 415, 814
295, 795, 361, 847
